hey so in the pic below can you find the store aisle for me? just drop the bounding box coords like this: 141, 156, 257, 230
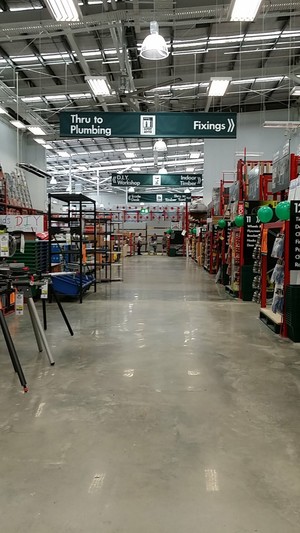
1, 257, 300, 532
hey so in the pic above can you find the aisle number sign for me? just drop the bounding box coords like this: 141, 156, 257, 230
112, 173, 202, 188
60, 111, 237, 139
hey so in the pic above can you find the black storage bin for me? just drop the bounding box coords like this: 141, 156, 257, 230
241, 265, 255, 301
285, 285, 300, 342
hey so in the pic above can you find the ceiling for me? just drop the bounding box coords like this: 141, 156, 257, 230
0, 0, 299, 196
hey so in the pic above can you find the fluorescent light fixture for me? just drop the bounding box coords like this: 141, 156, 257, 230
128, 186, 135, 192
208, 77, 231, 97
255, 76, 283, 83
45, 0, 81, 22
291, 87, 300, 96
235, 151, 264, 157
10, 120, 26, 129
154, 139, 167, 152
186, 166, 195, 172
263, 121, 300, 129
44, 144, 53, 150
57, 151, 70, 157
190, 152, 201, 159
0, 105, 8, 114
45, 94, 67, 101
132, 166, 141, 171
230, 0, 263, 21
50, 176, 57, 185
21, 96, 42, 103
28, 126, 46, 135
34, 138, 46, 145
124, 152, 136, 159
140, 21, 169, 60
85, 76, 111, 96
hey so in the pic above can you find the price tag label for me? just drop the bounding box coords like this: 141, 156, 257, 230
20, 234, 25, 254
15, 292, 24, 316
0, 233, 9, 257
66, 233, 71, 244
41, 281, 48, 299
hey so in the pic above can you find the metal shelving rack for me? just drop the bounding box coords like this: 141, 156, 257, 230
97, 214, 124, 283
48, 193, 97, 303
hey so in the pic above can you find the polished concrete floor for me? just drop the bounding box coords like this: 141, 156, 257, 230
1, 257, 300, 532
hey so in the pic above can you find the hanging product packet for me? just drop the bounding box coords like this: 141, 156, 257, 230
272, 289, 284, 314
271, 262, 284, 285
271, 234, 284, 259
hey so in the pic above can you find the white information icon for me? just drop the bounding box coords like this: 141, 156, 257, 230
153, 175, 161, 186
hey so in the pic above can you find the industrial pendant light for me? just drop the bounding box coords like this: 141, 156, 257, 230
154, 139, 167, 152
140, 21, 169, 61
159, 166, 168, 174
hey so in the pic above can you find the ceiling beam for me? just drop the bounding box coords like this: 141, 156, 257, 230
257, 17, 290, 70
60, 35, 85, 82
228, 22, 251, 72
198, 23, 212, 75
17, 65, 300, 97
0, 44, 36, 88
64, 30, 108, 112
0, 6, 299, 43
26, 40, 62, 86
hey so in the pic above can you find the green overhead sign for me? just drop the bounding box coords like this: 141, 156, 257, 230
112, 173, 202, 188
60, 111, 237, 139
128, 193, 191, 203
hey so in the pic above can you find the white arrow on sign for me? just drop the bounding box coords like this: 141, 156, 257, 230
227, 118, 235, 133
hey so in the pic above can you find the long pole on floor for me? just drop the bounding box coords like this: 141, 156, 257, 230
27, 297, 55, 366
0, 309, 28, 392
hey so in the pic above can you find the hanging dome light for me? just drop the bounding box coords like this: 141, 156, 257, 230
140, 21, 169, 61
159, 166, 168, 174
154, 139, 167, 152
50, 176, 57, 185
128, 186, 135, 192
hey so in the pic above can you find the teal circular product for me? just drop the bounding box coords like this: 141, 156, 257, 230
275, 201, 290, 221
257, 205, 273, 223
218, 219, 226, 229
234, 215, 244, 227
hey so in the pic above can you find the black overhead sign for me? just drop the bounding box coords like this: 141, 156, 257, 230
112, 173, 202, 188
60, 111, 237, 139
128, 193, 191, 203
289, 201, 300, 270
244, 214, 261, 264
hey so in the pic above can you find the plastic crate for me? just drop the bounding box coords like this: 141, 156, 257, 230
51, 273, 94, 297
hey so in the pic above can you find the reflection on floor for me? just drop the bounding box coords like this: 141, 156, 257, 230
1, 256, 300, 532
